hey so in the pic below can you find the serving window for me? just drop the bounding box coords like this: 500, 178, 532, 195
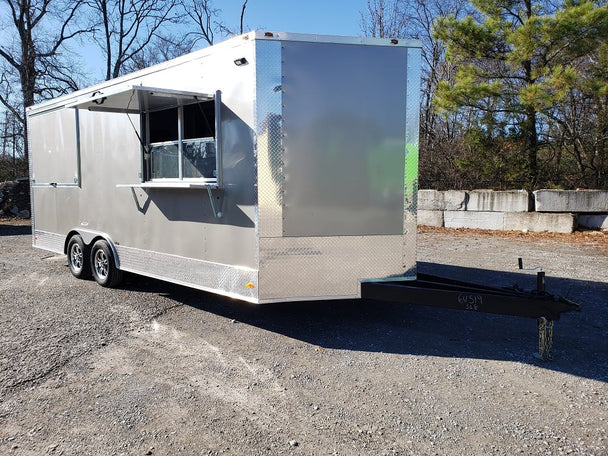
68, 86, 221, 186
146, 100, 217, 180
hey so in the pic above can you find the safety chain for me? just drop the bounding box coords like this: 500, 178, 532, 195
536, 317, 554, 361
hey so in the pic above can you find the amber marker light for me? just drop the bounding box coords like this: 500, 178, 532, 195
245, 282, 255, 289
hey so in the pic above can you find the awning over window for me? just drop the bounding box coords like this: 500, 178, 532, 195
67, 85, 214, 113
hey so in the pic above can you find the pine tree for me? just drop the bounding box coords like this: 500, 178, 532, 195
434, 0, 608, 188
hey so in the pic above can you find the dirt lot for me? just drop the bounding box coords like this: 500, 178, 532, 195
0, 220, 606, 455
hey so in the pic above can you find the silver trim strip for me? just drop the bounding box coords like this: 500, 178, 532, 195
74, 109, 82, 186
115, 181, 218, 189
215, 90, 223, 186
252, 31, 422, 48
31, 183, 79, 188
257, 294, 357, 304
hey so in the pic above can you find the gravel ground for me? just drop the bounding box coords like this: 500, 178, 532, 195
0, 220, 606, 455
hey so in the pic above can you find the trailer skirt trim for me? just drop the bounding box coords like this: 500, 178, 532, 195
116, 245, 258, 302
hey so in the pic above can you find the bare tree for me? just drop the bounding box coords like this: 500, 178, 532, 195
98, 0, 251, 78
0, 0, 91, 158
360, 0, 471, 190
360, 0, 409, 38
0, 109, 26, 180
87, 0, 180, 80
188, 0, 216, 45
122, 34, 194, 72
0, 79, 27, 179
240, 0, 248, 35
180, 0, 221, 47
180, 0, 250, 49
0, 64, 22, 131
360, 0, 469, 135
405, 0, 470, 140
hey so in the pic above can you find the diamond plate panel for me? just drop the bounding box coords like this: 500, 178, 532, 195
117, 245, 258, 302
255, 40, 284, 238
34, 230, 64, 254
258, 235, 407, 301
404, 47, 422, 278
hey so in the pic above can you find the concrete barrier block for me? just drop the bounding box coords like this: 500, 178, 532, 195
467, 189, 530, 212
534, 190, 608, 213
578, 214, 608, 230
503, 212, 576, 233
418, 190, 444, 211
444, 211, 503, 230
418, 210, 444, 227
444, 190, 468, 211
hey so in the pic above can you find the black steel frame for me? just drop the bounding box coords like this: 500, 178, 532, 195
361, 273, 580, 321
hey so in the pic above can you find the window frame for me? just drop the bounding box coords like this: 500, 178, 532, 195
143, 92, 221, 184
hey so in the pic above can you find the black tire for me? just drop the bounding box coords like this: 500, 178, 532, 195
90, 239, 123, 288
67, 234, 91, 279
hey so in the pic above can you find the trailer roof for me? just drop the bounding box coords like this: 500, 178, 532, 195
27, 31, 421, 116
249, 31, 421, 48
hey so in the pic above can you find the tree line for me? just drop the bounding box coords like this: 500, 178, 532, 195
362, 0, 608, 190
0, 0, 247, 180
1, 0, 607, 190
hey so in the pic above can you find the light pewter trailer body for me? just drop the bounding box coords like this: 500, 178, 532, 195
27, 31, 422, 303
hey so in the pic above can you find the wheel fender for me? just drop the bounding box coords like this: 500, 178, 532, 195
66, 229, 121, 268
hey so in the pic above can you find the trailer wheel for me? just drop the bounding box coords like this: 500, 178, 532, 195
67, 234, 91, 279
90, 239, 123, 288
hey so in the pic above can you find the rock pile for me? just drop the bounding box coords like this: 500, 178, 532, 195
0, 178, 30, 218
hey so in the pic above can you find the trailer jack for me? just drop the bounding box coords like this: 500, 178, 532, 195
537, 317, 554, 361
361, 269, 580, 361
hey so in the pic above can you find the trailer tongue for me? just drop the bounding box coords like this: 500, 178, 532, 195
362, 269, 580, 361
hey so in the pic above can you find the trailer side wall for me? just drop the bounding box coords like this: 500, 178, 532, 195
29, 38, 260, 301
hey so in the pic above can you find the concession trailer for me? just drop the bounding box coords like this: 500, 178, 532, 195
28, 31, 421, 303
28, 31, 578, 359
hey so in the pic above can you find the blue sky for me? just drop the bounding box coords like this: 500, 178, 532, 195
79, 0, 371, 81
220, 0, 370, 37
